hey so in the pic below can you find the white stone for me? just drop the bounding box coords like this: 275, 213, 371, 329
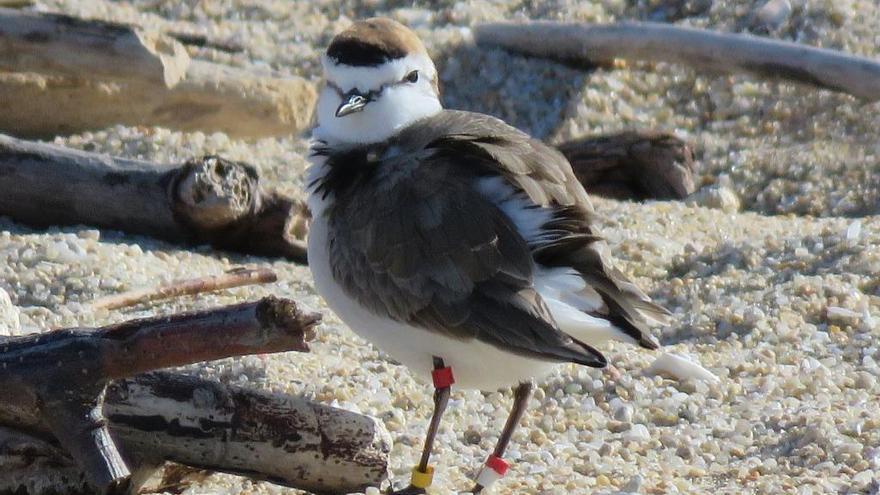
0, 287, 21, 336
755, 0, 793, 28
624, 424, 650, 442
686, 185, 741, 213
645, 353, 720, 384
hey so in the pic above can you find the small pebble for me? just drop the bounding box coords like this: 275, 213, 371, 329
754, 0, 792, 29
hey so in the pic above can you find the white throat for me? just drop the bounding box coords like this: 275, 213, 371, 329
314, 53, 442, 145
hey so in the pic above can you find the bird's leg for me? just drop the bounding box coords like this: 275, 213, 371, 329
472, 381, 533, 494
390, 356, 454, 495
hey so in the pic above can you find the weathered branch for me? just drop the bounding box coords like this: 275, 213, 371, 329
106, 373, 390, 494
0, 372, 392, 494
555, 130, 696, 200
474, 21, 880, 100
0, 9, 315, 138
90, 267, 278, 310
0, 134, 309, 262
0, 297, 319, 493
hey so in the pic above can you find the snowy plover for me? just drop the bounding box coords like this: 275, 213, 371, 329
306, 18, 668, 494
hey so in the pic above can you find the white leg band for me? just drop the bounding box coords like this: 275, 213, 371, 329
476, 465, 504, 489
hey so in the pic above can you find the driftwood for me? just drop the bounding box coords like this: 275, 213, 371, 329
0, 8, 315, 138
90, 267, 278, 311
0, 7, 189, 87
474, 21, 880, 101
0, 134, 309, 262
556, 130, 696, 200
0, 372, 391, 495
0, 297, 317, 493
0, 297, 391, 494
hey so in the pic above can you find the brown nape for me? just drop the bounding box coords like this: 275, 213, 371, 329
326, 17, 428, 67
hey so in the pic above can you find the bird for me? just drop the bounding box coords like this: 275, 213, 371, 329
306, 17, 670, 494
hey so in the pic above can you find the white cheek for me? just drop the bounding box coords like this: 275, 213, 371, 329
316, 87, 342, 131
315, 84, 441, 144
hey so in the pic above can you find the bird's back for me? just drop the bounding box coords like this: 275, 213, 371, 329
309, 109, 666, 371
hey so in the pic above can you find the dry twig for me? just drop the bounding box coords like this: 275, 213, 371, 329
90, 267, 278, 310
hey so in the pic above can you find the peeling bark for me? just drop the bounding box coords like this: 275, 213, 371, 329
0, 372, 392, 494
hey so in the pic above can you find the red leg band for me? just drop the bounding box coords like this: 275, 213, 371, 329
486, 454, 509, 475
431, 366, 455, 388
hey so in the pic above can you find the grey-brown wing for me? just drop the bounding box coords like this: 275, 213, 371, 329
326, 152, 605, 367
417, 110, 669, 349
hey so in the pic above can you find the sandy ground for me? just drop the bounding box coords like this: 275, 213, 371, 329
2, 0, 880, 494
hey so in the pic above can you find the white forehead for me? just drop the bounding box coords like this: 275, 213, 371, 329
321, 52, 437, 93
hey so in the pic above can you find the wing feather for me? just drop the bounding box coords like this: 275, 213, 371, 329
322, 141, 605, 367
414, 111, 669, 350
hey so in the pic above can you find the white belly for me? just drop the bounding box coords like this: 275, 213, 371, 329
306, 199, 558, 391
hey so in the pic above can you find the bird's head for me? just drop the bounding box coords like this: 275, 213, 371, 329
316, 18, 442, 144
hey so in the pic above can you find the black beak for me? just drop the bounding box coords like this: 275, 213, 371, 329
336, 90, 370, 117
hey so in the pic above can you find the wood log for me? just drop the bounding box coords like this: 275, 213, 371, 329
555, 130, 696, 200
0, 134, 309, 262
0, 9, 315, 139
107, 373, 391, 494
0, 372, 392, 495
474, 21, 880, 100
0, 297, 318, 493
0, 7, 189, 87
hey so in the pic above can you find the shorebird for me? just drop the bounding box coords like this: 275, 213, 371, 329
306, 18, 669, 494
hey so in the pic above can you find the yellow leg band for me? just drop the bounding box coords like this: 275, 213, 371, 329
410, 465, 435, 489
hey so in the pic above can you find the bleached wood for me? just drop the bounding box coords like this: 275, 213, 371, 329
0, 373, 392, 494
474, 21, 880, 100
0, 10, 316, 138
0, 7, 189, 87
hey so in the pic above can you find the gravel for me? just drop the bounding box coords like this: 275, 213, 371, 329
3, 0, 880, 494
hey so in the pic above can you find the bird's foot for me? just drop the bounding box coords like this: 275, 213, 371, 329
470, 483, 485, 493
386, 484, 427, 495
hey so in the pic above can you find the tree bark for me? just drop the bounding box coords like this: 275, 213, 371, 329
474, 20, 880, 100
0, 134, 309, 262
0, 8, 315, 139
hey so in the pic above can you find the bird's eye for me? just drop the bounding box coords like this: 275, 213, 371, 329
404, 70, 419, 83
